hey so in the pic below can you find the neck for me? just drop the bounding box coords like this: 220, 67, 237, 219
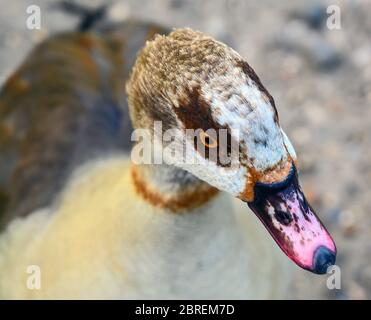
126, 163, 249, 298
124, 180, 247, 298
131, 163, 219, 213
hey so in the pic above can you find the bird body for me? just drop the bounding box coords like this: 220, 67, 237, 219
0, 156, 290, 299
0, 23, 335, 299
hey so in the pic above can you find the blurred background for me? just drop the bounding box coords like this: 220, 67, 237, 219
0, 0, 370, 299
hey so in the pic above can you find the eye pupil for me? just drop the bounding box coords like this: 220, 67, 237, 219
200, 130, 218, 148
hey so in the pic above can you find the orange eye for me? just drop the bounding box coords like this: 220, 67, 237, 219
199, 130, 218, 148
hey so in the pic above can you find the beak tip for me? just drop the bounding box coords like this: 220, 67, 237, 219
312, 245, 337, 275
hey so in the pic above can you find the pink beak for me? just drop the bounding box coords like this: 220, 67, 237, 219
247, 165, 336, 274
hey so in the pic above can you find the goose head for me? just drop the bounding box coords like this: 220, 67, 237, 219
126, 28, 336, 274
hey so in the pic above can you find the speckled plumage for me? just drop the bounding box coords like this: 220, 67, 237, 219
127, 29, 297, 200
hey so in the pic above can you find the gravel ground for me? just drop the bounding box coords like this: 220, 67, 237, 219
0, 0, 370, 299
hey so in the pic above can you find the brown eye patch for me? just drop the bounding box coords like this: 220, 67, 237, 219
175, 85, 218, 132
175, 86, 236, 167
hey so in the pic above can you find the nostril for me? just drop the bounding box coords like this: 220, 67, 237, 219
312, 246, 336, 274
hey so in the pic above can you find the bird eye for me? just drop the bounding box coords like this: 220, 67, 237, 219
199, 130, 218, 148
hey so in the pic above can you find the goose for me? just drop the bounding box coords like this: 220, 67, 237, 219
0, 23, 336, 299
